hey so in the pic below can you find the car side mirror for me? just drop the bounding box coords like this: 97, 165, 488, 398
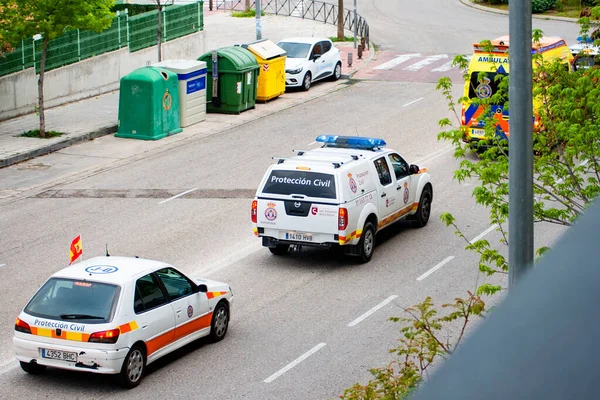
409, 164, 420, 175
197, 284, 208, 293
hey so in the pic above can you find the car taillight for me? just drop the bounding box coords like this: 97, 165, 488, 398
88, 328, 120, 344
15, 318, 31, 334
251, 200, 258, 223
338, 208, 348, 231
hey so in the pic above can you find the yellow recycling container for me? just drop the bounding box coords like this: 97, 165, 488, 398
242, 40, 287, 102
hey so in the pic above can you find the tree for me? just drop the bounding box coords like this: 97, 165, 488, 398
5, 0, 114, 137
337, 0, 344, 40
152, 0, 170, 62
340, 6, 600, 399
245, 0, 251, 12
0, 0, 19, 57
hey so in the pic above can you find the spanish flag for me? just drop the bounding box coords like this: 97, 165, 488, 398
69, 235, 82, 265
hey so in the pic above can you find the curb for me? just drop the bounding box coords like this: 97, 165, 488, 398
459, 0, 583, 23
0, 125, 117, 168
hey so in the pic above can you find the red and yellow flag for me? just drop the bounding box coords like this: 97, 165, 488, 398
69, 235, 82, 265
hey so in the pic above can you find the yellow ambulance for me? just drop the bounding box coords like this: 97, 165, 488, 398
461, 35, 574, 147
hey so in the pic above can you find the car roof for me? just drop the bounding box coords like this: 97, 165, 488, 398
277, 37, 329, 45
50, 256, 172, 285
273, 146, 392, 173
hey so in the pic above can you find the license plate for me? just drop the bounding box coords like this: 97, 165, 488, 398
286, 232, 313, 242
41, 348, 77, 362
471, 129, 486, 136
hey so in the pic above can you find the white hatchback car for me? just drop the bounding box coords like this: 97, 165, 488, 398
13, 256, 233, 388
277, 37, 342, 91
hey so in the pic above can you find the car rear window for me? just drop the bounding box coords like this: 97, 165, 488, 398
25, 278, 119, 324
262, 170, 337, 199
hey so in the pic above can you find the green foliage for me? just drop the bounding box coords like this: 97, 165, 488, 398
6, 0, 115, 43
340, 294, 485, 400
20, 129, 63, 138
330, 35, 356, 42
532, 0, 558, 13
231, 9, 265, 18
0, 0, 19, 55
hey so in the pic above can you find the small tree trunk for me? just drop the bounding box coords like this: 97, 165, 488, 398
38, 36, 48, 138
337, 0, 344, 41
209, 0, 213, 11
157, 4, 163, 62
245, 0, 250, 12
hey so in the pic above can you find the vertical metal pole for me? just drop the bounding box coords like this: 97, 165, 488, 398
22, 39, 25, 70
198, 1, 201, 31
77, 29, 81, 61
256, 0, 262, 40
163, 5, 167, 41
117, 11, 121, 48
353, 0, 357, 49
508, 0, 534, 289
126, 9, 130, 49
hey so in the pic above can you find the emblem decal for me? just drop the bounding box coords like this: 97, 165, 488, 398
265, 202, 277, 221
403, 182, 409, 204
187, 305, 193, 318
348, 173, 358, 193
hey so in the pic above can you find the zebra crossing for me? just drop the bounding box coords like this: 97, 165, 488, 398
355, 52, 470, 83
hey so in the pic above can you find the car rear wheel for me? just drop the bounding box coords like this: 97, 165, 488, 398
331, 62, 342, 81
413, 186, 432, 228
20, 361, 46, 375
302, 72, 312, 91
118, 345, 146, 389
269, 244, 290, 255
356, 222, 376, 263
209, 301, 230, 343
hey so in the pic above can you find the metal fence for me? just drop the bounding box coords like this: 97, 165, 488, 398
0, 1, 204, 78
214, 0, 369, 43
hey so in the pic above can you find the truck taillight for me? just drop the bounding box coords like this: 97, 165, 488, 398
88, 328, 120, 344
461, 104, 466, 125
338, 208, 348, 231
15, 318, 31, 334
251, 200, 258, 223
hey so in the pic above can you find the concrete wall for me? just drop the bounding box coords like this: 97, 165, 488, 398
0, 31, 207, 121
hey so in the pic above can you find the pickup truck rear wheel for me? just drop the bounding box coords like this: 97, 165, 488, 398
269, 244, 290, 255
356, 222, 376, 263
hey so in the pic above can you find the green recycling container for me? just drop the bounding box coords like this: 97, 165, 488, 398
116, 67, 183, 140
198, 46, 260, 114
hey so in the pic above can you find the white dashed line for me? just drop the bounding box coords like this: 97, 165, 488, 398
469, 224, 498, 243
263, 343, 327, 383
414, 146, 453, 165
158, 188, 199, 204
0, 264, 5, 268
347, 295, 399, 327
403, 97, 424, 107
417, 256, 455, 281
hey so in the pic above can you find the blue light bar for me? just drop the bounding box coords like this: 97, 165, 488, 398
315, 135, 387, 150
577, 36, 594, 43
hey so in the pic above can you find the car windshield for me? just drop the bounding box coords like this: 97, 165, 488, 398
277, 42, 311, 59
25, 278, 119, 323
262, 170, 337, 199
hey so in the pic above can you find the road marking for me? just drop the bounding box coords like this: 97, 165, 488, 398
403, 97, 424, 107
0, 264, 5, 268
347, 295, 399, 327
431, 60, 456, 72
198, 241, 263, 277
263, 343, 327, 383
414, 146, 453, 165
158, 188, 199, 204
404, 54, 448, 71
469, 224, 498, 243
417, 256, 455, 281
374, 53, 421, 70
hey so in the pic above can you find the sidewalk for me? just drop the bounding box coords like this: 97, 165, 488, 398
0, 8, 374, 169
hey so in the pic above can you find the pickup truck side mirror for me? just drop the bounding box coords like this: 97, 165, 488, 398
409, 164, 420, 175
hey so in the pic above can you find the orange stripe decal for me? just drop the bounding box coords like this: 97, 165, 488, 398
378, 202, 419, 229
174, 313, 212, 341
206, 291, 228, 299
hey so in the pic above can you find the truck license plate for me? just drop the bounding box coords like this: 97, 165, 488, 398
41, 348, 78, 362
286, 232, 313, 242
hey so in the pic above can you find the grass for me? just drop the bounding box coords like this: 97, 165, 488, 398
231, 9, 265, 18
20, 129, 64, 139
472, 0, 589, 19
330, 35, 357, 42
